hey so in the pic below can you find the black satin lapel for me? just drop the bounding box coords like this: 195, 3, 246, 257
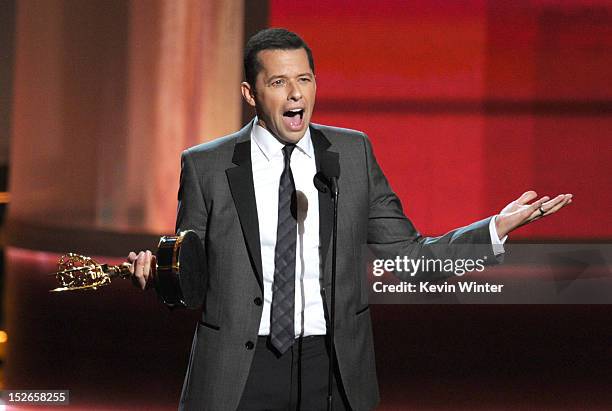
311, 128, 334, 273
226, 139, 263, 291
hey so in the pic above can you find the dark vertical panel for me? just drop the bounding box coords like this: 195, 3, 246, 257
0, 0, 15, 330
241, 0, 269, 126
0, 0, 15, 184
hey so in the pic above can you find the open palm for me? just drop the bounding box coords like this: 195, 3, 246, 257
495, 190, 573, 238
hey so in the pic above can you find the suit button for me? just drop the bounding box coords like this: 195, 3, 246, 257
253, 297, 263, 306
245, 341, 254, 350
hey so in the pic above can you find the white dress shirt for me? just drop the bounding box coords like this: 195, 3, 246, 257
252, 123, 326, 337
251, 122, 507, 337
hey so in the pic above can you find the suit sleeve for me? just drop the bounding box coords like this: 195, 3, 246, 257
170, 149, 209, 309
363, 134, 498, 281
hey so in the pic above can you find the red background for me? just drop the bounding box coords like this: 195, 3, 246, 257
271, 0, 611, 240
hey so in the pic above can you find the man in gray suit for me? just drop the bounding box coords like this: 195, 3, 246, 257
129, 29, 572, 410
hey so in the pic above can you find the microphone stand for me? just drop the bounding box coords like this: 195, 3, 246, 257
327, 177, 339, 411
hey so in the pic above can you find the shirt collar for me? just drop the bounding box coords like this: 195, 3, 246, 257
251, 117, 314, 161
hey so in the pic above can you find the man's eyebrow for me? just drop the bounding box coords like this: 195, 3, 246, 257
266, 74, 287, 82
265, 72, 314, 82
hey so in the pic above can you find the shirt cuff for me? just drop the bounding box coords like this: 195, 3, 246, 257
489, 216, 507, 255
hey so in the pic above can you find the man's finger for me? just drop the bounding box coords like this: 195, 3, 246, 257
541, 194, 572, 216
541, 194, 566, 210
528, 196, 549, 212
133, 251, 145, 289
524, 194, 572, 223
542, 194, 572, 215
525, 208, 543, 223
127, 252, 137, 274
516, 190, 537, 205
143, 250, 153, 287
523, 196, 550, 223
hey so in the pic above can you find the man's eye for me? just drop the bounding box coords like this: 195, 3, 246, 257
271, 79, 285, 87
298, 77, 311, 83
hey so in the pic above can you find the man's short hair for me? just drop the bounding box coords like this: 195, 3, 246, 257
244, 28, 315, 89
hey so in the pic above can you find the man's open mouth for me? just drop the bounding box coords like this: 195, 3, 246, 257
282, 109, 305, 131
283, 108, 304, 119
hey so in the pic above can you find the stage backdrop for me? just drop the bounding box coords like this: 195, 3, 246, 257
271, 0, 611, 240
7, 0, 244, 251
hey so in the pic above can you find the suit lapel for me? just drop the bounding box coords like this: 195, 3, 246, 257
311, 126, 335, 277
226, 123, 264, 291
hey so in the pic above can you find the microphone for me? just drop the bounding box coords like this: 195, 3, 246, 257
313, 173, 328, 193
313, 153, 340, 195
312, 152, 340, 411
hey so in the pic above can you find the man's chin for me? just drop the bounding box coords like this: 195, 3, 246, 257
277, 126, 308, 144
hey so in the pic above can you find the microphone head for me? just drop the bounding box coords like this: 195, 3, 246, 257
313, 172, 329, 193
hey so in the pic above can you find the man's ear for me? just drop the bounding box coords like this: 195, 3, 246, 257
241, 82, 256, 108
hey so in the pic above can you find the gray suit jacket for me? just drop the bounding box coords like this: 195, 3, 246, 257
174, 121, 494, 410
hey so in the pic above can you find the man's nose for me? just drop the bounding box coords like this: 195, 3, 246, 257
287, 81, 302, 101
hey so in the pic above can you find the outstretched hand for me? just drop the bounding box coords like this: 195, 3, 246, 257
495, 190, 573, 239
